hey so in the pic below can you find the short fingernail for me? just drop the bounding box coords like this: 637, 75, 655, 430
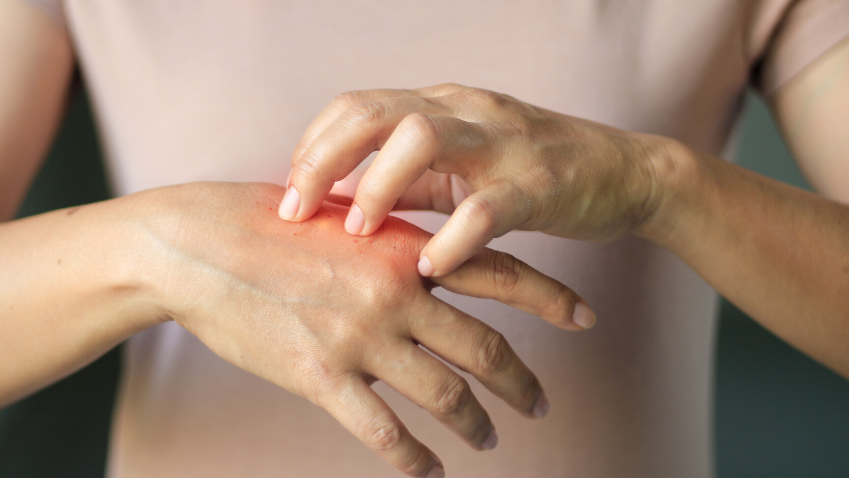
417, 256, 435, 276
532, 391, 549, 418
279, 186, 301, 221
481, 428, 498, 450
572, 302, 596, 329
344, 204, 365, 235
426, 464, 445, 478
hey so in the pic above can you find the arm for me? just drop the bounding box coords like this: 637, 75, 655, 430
0, 0, 73, 221
283, 45, 848, 377
772, 39, 848, 204
643, 39, 848, 376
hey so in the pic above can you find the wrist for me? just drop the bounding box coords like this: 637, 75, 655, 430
632, 134, 707, 252
103, 191, 174, 331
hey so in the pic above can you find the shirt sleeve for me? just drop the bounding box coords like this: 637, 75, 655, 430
15, 0, 65, 28
751, 0, 848, 96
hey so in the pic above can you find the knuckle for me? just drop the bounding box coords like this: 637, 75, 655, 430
433, 376, 472, 417
333, 90, 365, 108
366, 422, 404, 452
490, 251, 521, 292
304, 365, 349, 408
435, 82, 463, 91
295, 149, 327, 183
542, 285, 573, 326
458, 196, 499, 236
462, 88, 506, 109
347, 100, 387, 127
476, 329, 510, 375
399, 113, 440, 148
358, 273, 398, 308
356, 175, 383, 205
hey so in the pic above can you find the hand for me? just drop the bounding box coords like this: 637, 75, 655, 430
281, 84, 666, 285
140, 182, 588, 477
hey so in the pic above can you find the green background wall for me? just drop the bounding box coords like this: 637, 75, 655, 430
0, 88, 846, 477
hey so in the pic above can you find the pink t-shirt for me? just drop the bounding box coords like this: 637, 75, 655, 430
21, 0, 848, 476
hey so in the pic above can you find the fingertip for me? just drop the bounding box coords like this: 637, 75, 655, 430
279, 186, 301, 221
481, 428, 498, 450
417, 256, 435, 277
532, 391, 549, 418
571, 301, 596, 330
426, 464, 446, 478
344, 204, 365, 235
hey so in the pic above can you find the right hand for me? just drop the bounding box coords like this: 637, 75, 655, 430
137, 182, 590, 477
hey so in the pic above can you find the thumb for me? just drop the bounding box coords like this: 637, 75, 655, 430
417, 181, 530, 277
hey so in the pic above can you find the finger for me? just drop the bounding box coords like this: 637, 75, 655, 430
417, 181, 530, 277
322, 375, 445, 478
410, 297, 549, 419
348, 115, 490, 236
324, 193, 354, 207
391, 170, 456, 214
282, 96, 454, 223
292, 89, 419, 164
368, 340, 498, 451
293, 84, 468, 164
431, 247, 596, 331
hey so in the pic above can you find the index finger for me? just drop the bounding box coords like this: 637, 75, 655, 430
292, 84, 467, 164
281, 96, 454, 222
292, 89, 418, 164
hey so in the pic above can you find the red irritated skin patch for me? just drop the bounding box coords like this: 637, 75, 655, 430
241, 183, 427, 270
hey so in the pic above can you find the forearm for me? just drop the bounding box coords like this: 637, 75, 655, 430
0, 195, 164, 405
640, 138, 848, 376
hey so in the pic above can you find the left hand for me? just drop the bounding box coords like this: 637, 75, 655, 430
280, 84, 668, 277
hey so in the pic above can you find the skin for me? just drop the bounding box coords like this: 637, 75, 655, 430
0, 181, 586, 478
0, 2, 590, 477
283, 45, 848, 377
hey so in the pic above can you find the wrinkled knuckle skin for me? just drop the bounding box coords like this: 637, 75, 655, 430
460, 197, 499, 237
347, 101, 387, 127
491, 252, 521, 292
477, 330, 510, 376
543, 286, 573, 326
367, 423, 404, 453
295, 149, 326, 184
311, 370, 349, 409
333, 90, 365, 109
433, 376, 472, 418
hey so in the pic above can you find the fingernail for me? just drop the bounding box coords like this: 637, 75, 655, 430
426, 465, 445, 478
532, 391, 549, 418
279, 186, 300, 221
344, 204, 365, 235
572, 302, 596, 329
481, 428, 498, 450
417, 256, 435, 276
